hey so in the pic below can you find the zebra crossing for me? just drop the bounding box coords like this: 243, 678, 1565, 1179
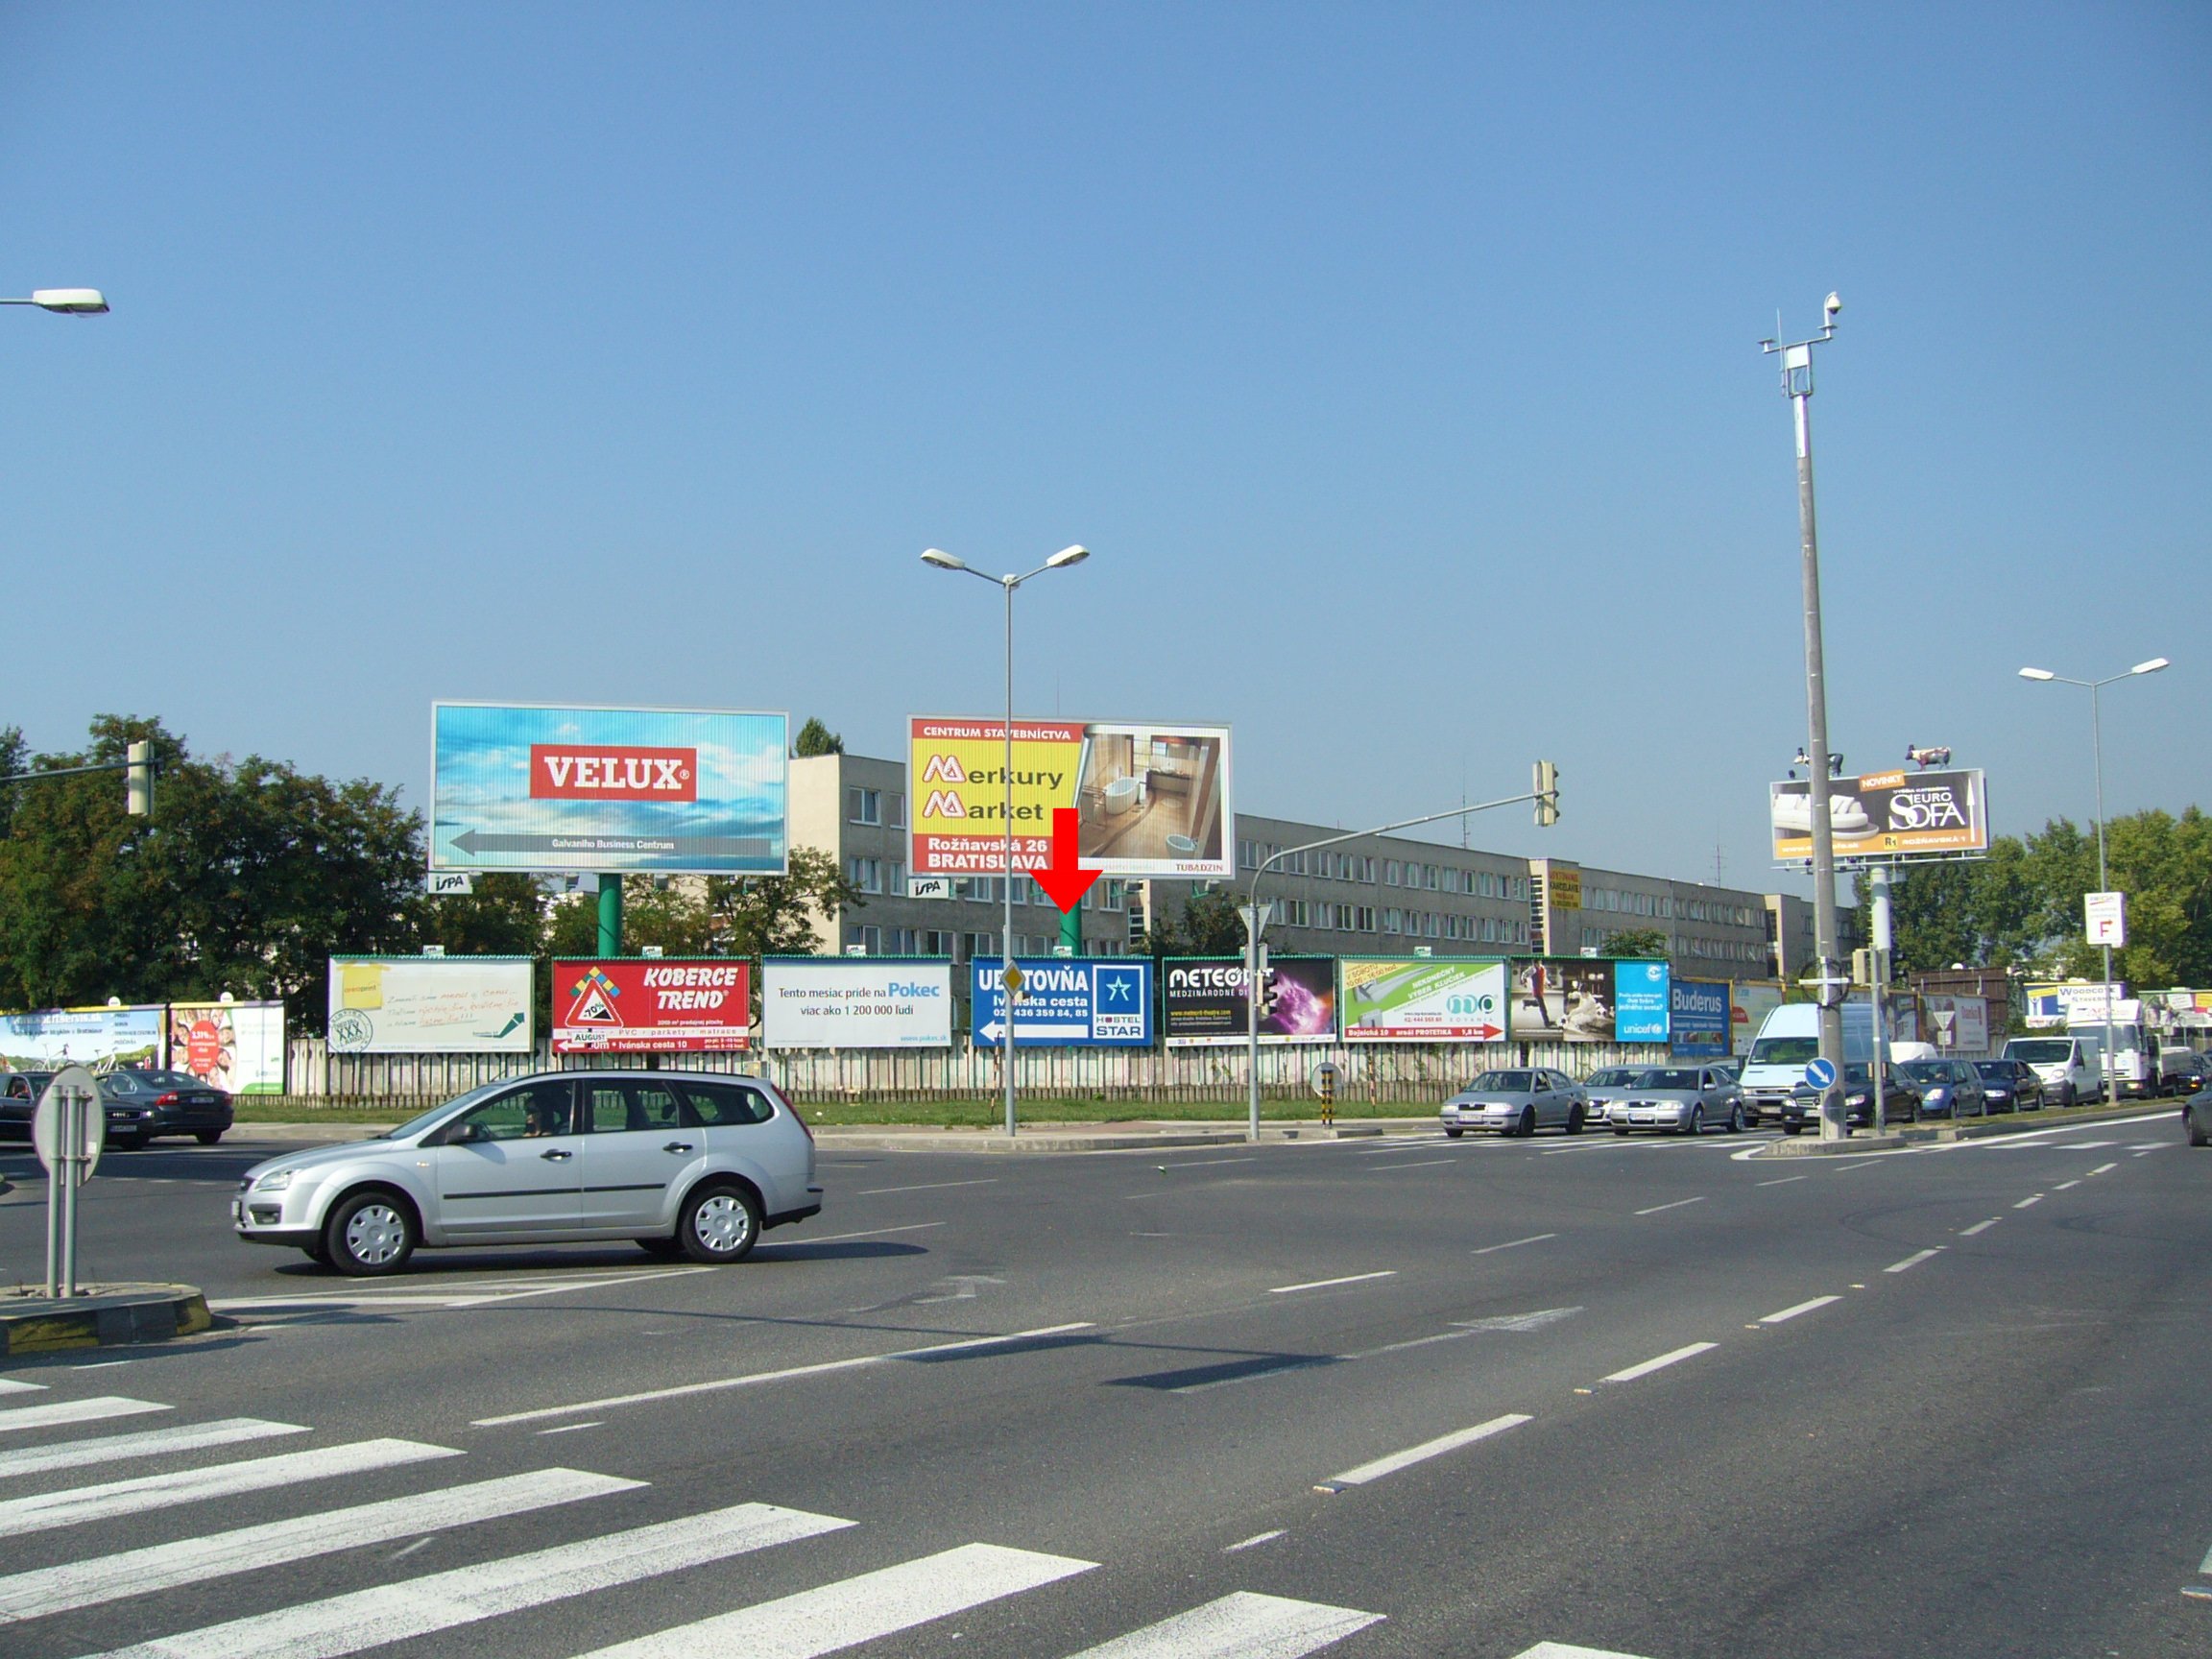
0, 1373, 1386, 1658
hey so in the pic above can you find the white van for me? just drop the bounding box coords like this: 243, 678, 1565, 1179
2082, 1016, 2157, 1098
2001, 1034, 2101, 1106
1740, 1001, 1884, 1126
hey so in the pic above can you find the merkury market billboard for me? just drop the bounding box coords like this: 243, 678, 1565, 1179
1768, 768, 1988, 864
432, 704, 789, 876
908, 717, 1232, 879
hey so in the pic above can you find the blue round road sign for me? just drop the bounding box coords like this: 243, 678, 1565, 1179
1804, 1057, 1838, 1090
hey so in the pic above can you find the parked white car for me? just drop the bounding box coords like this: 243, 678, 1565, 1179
233, 1071, 822, 1275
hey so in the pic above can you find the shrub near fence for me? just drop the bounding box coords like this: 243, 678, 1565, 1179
288, 1037, 1676, 1110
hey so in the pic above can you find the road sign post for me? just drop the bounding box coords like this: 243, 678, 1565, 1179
34, 1066, 104, 1298
1313, 1060, 1340, 1128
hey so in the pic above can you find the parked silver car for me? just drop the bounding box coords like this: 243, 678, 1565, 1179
233, 1071, 822, 1275
1441, 1069, 1590, 1138
1580, 1066, 1650, 1122
1603, 1065, 1746, 1136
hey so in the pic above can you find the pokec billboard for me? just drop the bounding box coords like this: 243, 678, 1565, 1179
759, 959, 954, 1049
1768, 768, 1988, 864
908, 717, 1232, 879
1339, 958, 1507, 1042
432, 704, 788, 876
553, 959, 751, 1053
1163, 956, 1338, 1046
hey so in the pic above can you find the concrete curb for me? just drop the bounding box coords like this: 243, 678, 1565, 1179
1, 1283, 212, 1358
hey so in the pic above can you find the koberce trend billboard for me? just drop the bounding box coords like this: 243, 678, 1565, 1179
432, 704, 789, 876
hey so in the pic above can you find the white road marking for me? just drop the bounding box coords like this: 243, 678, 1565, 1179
1834, 1159, 1886, 1172
0, 1382, 43, 1396
0, 1398, 169, 1435
1959, 1218, 2002, 1237
1316, 1412, 1531, 1490
1368, 1159, 1456, 1170
2134, 1149, 2159, 1157
2087, 1161, 2118, 1175
1885, 1248, 1943, 1274
1063, 1590, 1384, 1657
2128, 1142, 2167, 1151
1759, 1295, 1840, 1324
1601, 1342, 1718, 1383
1163, 1157, 1260, 1169
1633, 1196, 1705, 1216
1473, 1233, 1556, 1255
213, 1266, 711, 1312
0, 1418, 306, 1481
1455, 1307, 1582, 1334
2054, 1180, 2081, 1190
569, 1541, 1095, 1659
2061, 1141, 2116, 1150
2014, 1193, 2045, 1209
1511, 1644, 1655, 1658
2200, 1535, 2212, 1575
473, 1322, 1095, 1427
854, 1178, 998, 1195
535, 1422, 603, 1435
1269, 1271, 1397, 1295
0, 1438, 459, 1539
1754, 1175, 1808, 1187
766, 1221, 944, 1245
1226, 1529, 1286, 1552
82, 1501, 852, 1659
0, 1467, 637, 1623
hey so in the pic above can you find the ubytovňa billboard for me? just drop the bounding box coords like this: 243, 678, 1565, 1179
166, 1001, 287, 1094
1339, 958, 1507, 1042
1163, 956, 1337, 1046
972, 959, 1154, 1046
1769, 768, 1988, 864
327, 957, 535, 1054
1669, 979, 1731, 1056
553, 959, 751, 1053
909, 717, 1232, 879
760, 960, 954, 1049
432, 704, 788, 876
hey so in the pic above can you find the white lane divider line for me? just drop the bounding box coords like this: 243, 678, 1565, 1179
2054, 1180, 2081, 1190
535, 1422, 603, 1435
473, 1322, 1095, 1428
1315, 1412, 1531, 1491
1368, 1159, 1456, 1171
1885, 1248, 1944, 1274
0, 1467, 639, 1623
1473, 1233, 1556, 1255
1224, 1529, 1286, 1552
1509, 1643, 1656, 1658
1163, 1157, 1260, 1169
2199, 1535, 2212, 1575
0, 1438, 461, 1540
1269, 1271, 1397, 1296
2014, 1193, 2045, 1209
0, 1418, 306, 1482
1600, 1342, 1719, 1384
768, 1221, 945, 1247
82, 1501, 853, 1659
1759, 1295, 1840, 1325
0, 1382, 44, 1397
1754, 1175, 1808, 1187
571, 1541, 1094, 1659
1062, 1589, 1384, 1657
854, 1178, 998, 1196
2087, 1161, 2119, 1176
0, 1398, 168, 1436
1633, 1196, 1705, 1216
2128, 1142, 2167, 1151
1959, 1218, 2002, 1238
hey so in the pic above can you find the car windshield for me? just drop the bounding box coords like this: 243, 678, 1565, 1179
1467, 1070, 1533, 1093
1972, 1062, 2012, 1081
1748, 1036, 1819, 1067
1585, 1069, 1643, 1089
133, 1070, 210, 1089
1898, 1061, 1947, 1083
1645, 1070, 1701, 1090
2007, 1040, 2072, 1064
379, 1079, 514, 1141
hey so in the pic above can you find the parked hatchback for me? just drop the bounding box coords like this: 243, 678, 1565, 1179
1441, 1069, 1590, 1137
1894, 1058, 1986, 1119
99, 1069, 234, 1148
1972, 1058, 2046, 1115
233, 1071, 822, 1275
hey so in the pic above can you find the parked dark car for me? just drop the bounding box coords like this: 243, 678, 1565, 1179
1894, 1058, 1986, 1119
0, 1070, 58, 1141
98, 1069, 233, 1148
1780, 1062, 1917, 1134
1973, 1058, 2047, 1115
2186, 1084, 2210, 1148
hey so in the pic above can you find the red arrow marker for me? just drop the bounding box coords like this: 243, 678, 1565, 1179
1030, 806, 1102, 913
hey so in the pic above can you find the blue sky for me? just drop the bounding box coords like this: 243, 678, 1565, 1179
4, 4, 2205, 895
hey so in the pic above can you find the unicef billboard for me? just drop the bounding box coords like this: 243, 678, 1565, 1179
431, 704, 788, 876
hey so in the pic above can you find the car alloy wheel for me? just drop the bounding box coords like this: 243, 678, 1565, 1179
325, 1191, 416, 1277
681, 1184, 761, 1264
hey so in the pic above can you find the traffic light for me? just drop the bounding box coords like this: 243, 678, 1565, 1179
1533, 759, 1559, 828
125, 740, 154, 818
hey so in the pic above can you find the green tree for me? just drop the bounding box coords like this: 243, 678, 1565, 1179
424, 874, 548, 958
704, 847, 860, 957
793, 718, 845, 757
1142, 887, 1249, 958
1604, 927, 1667, 958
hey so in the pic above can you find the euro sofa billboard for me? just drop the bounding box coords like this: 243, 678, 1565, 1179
760, 960, 954, 1049
1340, 958, 1507, 1042
327, 957, 535, 1054
908, 717, 1231, 879
1768, 768, 1988, 863
553, 960, 752, 1053
432, 704, 789, 876
1163, 956, 1337, 1046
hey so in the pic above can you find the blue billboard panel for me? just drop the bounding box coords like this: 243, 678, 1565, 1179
1669, 977, 1731, 1056
1612, 960, 1672, 1043
972, 959, 1154, 1047
431, 704, 788, 876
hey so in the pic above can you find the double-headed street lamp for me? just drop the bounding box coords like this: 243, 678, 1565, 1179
2017, 656, 2171, 1105
922, 544, 1091, 1137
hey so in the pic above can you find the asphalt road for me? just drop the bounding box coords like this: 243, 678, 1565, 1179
0, 1110, 2205, 1658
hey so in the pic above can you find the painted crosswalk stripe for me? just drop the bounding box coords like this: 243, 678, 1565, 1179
0, 1438, 459, 1539
570, 1541, 1094, 1658
0, 1397, 169, 1435
1759, 1295, 1839, 1325
83, 1501, 852, 1659
0, 1418, 307, 1482
1063, 1590, 1383, 1656
1601, 1342, 1718, 1383
1316, 1412, 1531, 1491
1511, 1643, 1655, 1658
0, 1381, 44, 1396
0, 1466, 638, 1623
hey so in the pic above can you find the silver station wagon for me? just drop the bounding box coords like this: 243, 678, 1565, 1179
233, 1071, 822, 1275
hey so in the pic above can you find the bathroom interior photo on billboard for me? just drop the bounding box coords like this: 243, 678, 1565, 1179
1074, 727, 1225, 864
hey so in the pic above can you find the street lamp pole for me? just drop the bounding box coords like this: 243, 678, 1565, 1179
2017, 657, 2170, 1106
923, 545, 1092, 1137
1763, 294, 1850, 1139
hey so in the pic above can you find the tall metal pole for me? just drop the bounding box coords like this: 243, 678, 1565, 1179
1869, 863, 1892, 1133
1003, 576, 1019, 1138
2092, 678, 2114, 1106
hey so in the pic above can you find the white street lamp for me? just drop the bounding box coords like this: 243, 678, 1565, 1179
2, 289, 110, 315
922, 545, 1092, 1136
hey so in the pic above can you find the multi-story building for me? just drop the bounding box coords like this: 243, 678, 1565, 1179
1527, 857, 1771, 974
1763, 891, 1863, 982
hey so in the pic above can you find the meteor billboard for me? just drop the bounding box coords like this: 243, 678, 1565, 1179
908, 717, 1231, 878
1162, 956, 1338, 1046
1769, 768, 1989, 864
432, 704, 788, 876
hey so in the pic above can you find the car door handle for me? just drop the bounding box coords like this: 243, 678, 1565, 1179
662, 1142, 694, 1154
539, 1147, 574, 1161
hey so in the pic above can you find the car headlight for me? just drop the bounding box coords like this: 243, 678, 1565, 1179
252, 1169, 296, 1193
1845, 1093, 1869, 1106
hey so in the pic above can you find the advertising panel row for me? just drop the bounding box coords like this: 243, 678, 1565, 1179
328, 958, 536, 1054
0, 1001, 287, 1094
1342, 958, 1508, 1042
761, 960, 954, 1050
1163, 957, 1336, 1046
972, 959, 1155, 1046
431, 704, 790, 877
908, 717, 1232, 879
554, 959, 752, 1053
1668, 979, 1732, 1057
1769, 768, 1989, 863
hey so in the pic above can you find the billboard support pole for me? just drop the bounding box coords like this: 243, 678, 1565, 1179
598, 875, 622, 957
1242, 787, 1548, 1142
1869, 862, 1891, 1134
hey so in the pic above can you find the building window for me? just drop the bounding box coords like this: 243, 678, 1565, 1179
844, 924, 882, 953
846, 856, 884, 894
848, 787, 881, 826
1384, 860, 1402, 886
922, 930, 956, 956
887, 792, 905, 829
